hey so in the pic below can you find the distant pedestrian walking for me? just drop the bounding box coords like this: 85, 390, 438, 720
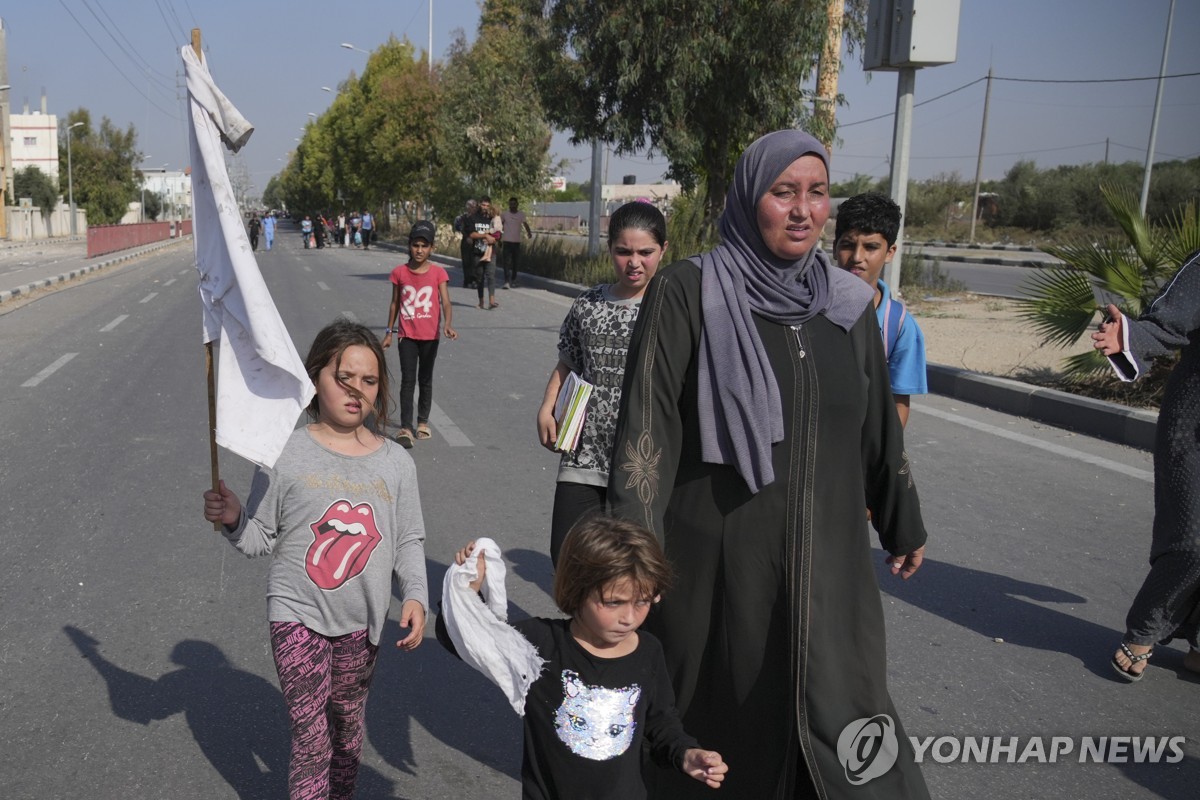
499, 197, 533, 289
360, 210, 374, 250
247, 213, 261, 251
382, 220, 457, 449
261, 212, 276, 251
454, 199, 478, 288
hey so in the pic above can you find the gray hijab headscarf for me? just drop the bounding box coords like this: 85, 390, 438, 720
696, 129, 873, 493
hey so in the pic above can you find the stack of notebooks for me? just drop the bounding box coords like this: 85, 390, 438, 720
553, 371, 594, 452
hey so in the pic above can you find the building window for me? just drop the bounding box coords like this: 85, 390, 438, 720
24, 137, 37, 146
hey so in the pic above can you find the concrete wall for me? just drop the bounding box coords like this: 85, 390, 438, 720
3, 202, 86, 241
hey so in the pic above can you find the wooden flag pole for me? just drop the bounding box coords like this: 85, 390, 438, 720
193, 27, 222, 532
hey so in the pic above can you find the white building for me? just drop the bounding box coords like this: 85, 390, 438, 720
140, 167, 192, 221
9, 95, 59, 182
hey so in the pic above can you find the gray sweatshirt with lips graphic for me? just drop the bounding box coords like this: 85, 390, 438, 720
223, 428, 429, 645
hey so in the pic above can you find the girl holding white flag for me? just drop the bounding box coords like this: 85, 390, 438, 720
202, 319, 429, 800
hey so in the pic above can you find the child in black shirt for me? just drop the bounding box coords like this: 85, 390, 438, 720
438, 516, 727, 798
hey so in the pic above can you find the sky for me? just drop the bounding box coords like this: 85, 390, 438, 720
2, 0, 1197, 200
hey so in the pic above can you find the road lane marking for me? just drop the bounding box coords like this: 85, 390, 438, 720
429, 402, 472, 447
140, 292, 158, 303
317, 282, 330, 291
913, 405, 1153, 483
22, 354, 78, 387
99, 315, 129, 332
163, 278, 177, 287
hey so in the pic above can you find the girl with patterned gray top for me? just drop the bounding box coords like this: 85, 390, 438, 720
537, 202, 669, 564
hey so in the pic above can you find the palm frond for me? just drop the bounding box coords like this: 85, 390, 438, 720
1061, 349, 1113, 376
1159, 200, 1200, 267
1101, 183, 1158, 267
1017, 268, 1096, 348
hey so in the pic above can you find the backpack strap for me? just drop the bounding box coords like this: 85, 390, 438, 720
880, 296, 907, 359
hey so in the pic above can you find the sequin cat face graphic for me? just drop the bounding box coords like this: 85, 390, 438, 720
306, 500, 382, 590
553, 670, 641, 760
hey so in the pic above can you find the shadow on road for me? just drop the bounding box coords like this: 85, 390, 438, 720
63, 625, 395, 799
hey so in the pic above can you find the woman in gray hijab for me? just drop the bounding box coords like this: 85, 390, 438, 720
608, 130, 929, 799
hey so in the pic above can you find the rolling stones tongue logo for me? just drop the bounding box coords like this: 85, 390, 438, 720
306, 500, 382, 590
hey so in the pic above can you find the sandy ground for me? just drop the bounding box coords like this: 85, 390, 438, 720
906, 293, 1090, 379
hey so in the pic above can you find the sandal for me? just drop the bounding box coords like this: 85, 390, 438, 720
477, 303, 484, 310
395, 428, 415, 449
416, 423, 431, 440
489, 301, 500, 309
1111, 642, 1152, 682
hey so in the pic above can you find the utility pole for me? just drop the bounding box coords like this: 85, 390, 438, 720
968, 67, 992, 243
1139, 0, 1175, 216
587, 138, 603, 257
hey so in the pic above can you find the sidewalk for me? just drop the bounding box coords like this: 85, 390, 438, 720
0, 236, 189, 305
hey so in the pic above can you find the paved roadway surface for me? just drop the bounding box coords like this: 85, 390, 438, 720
0, 230, 1195, 799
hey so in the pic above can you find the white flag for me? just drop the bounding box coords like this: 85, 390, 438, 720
184, 45, 314, 468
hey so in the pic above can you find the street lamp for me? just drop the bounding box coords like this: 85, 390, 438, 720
139, 156, 151, 223
321, 86, 333, 93
340, 42, 369, 54
0, 84, 10, 240
66, 121, 83, 236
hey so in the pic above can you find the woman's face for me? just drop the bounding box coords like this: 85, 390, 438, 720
755, 154, 830, 261
609, 227, 667, 297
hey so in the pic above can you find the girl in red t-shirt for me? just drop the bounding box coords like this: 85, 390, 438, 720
382, 221, 457, 448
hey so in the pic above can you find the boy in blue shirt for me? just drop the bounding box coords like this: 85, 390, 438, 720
834, 193, 927, 427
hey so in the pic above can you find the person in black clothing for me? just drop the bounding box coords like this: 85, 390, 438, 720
454, 199, 478, 288
438, 516, 727, 799
247, 213, 261, 251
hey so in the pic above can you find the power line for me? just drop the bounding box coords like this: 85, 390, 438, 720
82, 0, 177, 99
838, 70, 1200, 129
996, 70, 1200, 85
839, 77, 985, 128
57, 0, 180, 119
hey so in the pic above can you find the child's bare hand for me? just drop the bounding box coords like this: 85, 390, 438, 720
395, 599, 426, 651
536, 408, 558, 451
202, 480, 241, 527
682, 748, 727, 788
455, 542, 487, 593
454, 541, 477, 566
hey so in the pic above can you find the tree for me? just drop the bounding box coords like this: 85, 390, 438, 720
142, 190, 163, 221
13, 166, 58, 216
58, 109, 141, 225
261, 175, 284, 210
1018, 183, 1200, 376
437, 2, 553, 210
520, 0, 867, 231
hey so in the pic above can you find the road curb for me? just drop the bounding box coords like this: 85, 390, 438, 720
927, 364, 1156, 450
0, 236, 190, 306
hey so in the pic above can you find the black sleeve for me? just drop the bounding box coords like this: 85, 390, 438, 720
642, 643, 700, 770
607, 261, 703, 536
1122, 252, 1200, 376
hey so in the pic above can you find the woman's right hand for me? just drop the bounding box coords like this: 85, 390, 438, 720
203, 479, 241, 527
381, 331, 393, 350
536, 406, 559, 451
1090, 304, 1123, 356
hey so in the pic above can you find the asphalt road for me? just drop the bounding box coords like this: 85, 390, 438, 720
0, 232, 1194, 799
